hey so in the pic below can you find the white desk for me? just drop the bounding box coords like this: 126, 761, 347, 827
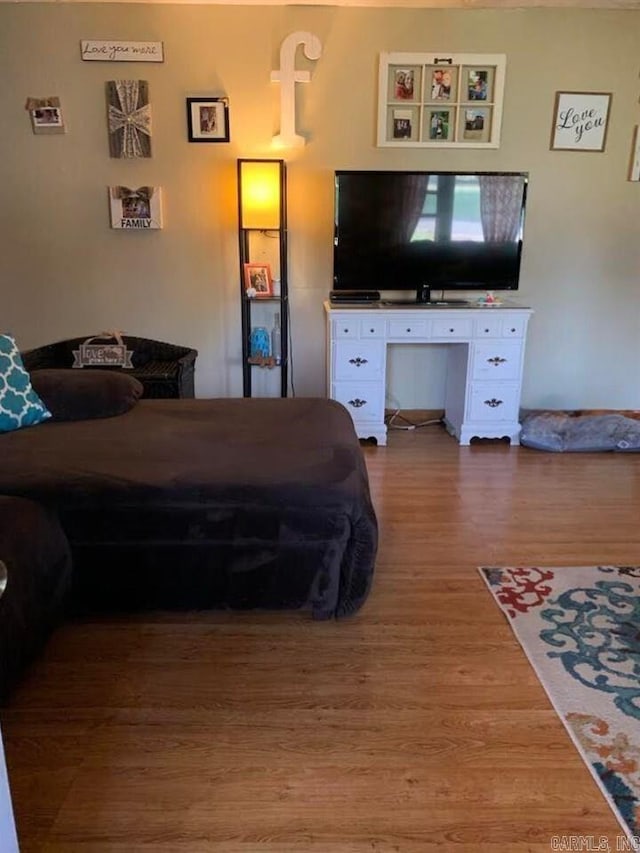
324, 300, 533, 446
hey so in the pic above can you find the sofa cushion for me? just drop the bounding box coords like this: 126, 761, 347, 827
0, 334, 51, 433
29, 369, 144, 421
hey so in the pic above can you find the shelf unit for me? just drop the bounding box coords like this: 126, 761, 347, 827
237, 159, 288, 397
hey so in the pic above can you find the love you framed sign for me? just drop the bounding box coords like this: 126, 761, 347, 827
550, 91, 612, 152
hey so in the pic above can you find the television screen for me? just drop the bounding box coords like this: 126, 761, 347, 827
333, 170, 528, 295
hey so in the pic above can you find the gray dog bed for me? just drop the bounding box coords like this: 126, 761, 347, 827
520, 411, 640, 452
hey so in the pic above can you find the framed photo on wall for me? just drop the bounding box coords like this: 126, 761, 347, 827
186, 97, 230, 142
109, 186, 163, 230
462, 107, 491, 143
25, 96, 66, 135
377, 51, 506, 149
425, 107, 454, 142
550, 91, 612, 152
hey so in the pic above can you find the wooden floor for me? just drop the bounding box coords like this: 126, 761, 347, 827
2, 424, 640, 852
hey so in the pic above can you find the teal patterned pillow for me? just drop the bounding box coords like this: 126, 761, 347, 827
0, 334, 51, 432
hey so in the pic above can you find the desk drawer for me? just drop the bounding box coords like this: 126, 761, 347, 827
468, 384, 520, 422
333, 320, 359, 339
474, 316, 527, 338
387, 319, 428, 339
333, 341, 384, 381
431, 318, 473, 339
472, 342, 522, 380
360, 318, 386, 338
332, 382, 385, 421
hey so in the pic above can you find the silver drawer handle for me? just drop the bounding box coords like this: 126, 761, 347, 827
348, 398, 367, 408
484, 398, 503, 408
487, 357, 507, 366
349, 357, 368, 367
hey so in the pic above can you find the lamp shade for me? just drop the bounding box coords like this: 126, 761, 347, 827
238, 160, 282, 230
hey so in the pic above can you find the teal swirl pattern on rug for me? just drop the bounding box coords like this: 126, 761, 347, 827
481, 564, 640, 843
540, 573, 640, 719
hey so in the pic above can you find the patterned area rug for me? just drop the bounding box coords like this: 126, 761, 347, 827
480, 565, 640, 842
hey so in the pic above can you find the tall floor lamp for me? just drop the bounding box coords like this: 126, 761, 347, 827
237, 159, 288, 397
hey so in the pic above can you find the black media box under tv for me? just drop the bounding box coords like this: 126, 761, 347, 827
330, 290, 380, 303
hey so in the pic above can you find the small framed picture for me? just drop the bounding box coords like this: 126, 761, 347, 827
32, 106, 63, 128
109, 186, 163, 230
550, 91, 611, 152
467, 69, 489, 101
429, 67, 454, 102
386, 105, 419, 142
462, 107, 491, 142
425, 109, 454, 141
392, 109, 413, 139
243, 263, 272, 298
395, 68, 415, 100
26, 97, 66, 135
186, 97, 230, 143
388, 65, 421, 102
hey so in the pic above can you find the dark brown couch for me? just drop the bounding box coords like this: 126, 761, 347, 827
0, 496, 71, 702
0, 396, 378, 621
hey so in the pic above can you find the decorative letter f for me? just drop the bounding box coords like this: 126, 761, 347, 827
271, 31, 322, 148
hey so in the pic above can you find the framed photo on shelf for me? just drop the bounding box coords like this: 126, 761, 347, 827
550, 91, 611, 152
186, 97, 230, 143
243, 263, 272, 298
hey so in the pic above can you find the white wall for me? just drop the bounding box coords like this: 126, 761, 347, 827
0, 730, 19, 853
1, 5, 639, 410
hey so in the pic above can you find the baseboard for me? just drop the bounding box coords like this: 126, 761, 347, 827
385, 408, 444, 420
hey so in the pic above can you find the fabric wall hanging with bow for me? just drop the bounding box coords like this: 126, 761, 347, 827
106, 80, 152, 159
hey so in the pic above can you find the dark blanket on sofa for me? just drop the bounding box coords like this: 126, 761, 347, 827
0, 496, 71, 701
0, 398, 377, 618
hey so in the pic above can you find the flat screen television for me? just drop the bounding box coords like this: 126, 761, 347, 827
333, 170, 528, 302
